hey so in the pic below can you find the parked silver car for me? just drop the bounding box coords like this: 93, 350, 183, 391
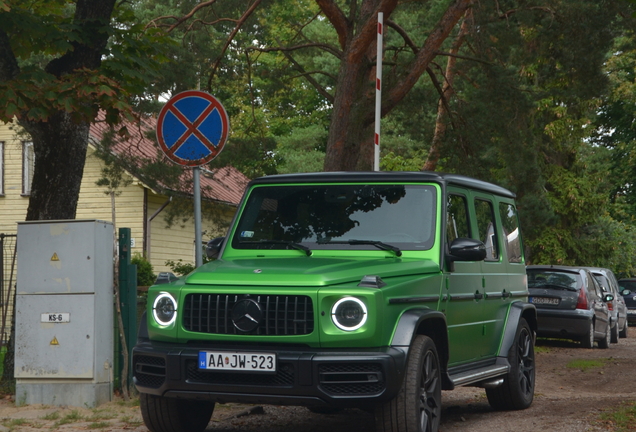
527, 265, 614, 348
584, 267, 628, 342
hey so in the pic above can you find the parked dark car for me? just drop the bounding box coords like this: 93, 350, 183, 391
585, 267, 628, 341
618, 278, 636, 323
527, 265, 614, 348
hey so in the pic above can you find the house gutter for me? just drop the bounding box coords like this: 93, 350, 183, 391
145, 196, 172, 262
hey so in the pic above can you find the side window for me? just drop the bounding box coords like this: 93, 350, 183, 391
446, 194, 470, 246
22, 141, 34, 196
474, 199, 499, 261
498, 202, 522, 263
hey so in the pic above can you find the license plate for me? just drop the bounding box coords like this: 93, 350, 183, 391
530, 297, 559, 305
199, 351, 276, 372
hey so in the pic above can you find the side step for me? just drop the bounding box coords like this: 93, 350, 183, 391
449, 364, 509, 387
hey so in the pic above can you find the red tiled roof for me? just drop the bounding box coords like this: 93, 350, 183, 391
88, 112, 248, 206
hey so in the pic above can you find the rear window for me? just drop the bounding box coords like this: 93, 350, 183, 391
592, 274, 611, 293
527, 270, 581, 290
619, 280, 636, 291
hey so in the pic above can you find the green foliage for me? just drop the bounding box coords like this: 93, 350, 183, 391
0, 0, 170, 125
164, 259, 196, 276
131, 253, 155, 286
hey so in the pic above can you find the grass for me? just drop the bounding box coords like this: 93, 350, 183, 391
53, 410, 83, 427
40, 411, 60, 420
87, 421, 110, 429
598, 401, 636, 431
566, 358, 606, 372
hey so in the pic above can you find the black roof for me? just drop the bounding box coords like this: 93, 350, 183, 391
249, 171, 516, 198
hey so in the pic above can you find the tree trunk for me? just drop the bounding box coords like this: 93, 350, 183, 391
321, 0, 473, 171
423, 12, 471, 172
20, 112, 90, 221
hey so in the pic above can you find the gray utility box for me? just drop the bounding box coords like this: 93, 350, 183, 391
15, 220, 114, 407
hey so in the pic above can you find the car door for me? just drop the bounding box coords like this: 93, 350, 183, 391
444, 188, 485, 365
472, 194, 511, 358
587, 273, 610, 338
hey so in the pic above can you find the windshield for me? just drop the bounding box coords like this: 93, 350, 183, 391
232, 184, 437, 252
527, 269, 580, 290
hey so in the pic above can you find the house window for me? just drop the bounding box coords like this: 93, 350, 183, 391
22, 141, 34, 196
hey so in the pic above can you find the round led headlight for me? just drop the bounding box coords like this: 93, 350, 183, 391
331, 297, 367, 331
153, 292, 177, 326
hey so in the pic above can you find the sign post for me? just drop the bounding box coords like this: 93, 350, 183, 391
156, 90, 229, 266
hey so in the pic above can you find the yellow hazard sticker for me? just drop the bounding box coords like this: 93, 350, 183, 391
51, 253, 59, 262
50, 336, 59, 346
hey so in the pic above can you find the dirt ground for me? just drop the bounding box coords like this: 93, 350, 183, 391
0, 329, 635, 432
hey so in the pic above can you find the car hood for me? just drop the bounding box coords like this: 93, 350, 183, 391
185, 257, 440, 287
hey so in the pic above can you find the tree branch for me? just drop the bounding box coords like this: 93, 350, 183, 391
315, 0, 349, 49
206, 0, 262, 87
275, 38, 334, 104
247, 42, 342, 60
386, 19, 418, 55
145, 0, 221, 32
382, 0, 473, 117
348, 0, 399, 64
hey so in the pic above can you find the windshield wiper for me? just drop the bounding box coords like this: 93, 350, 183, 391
239, 240, 312, 256
317, 238, 402, 257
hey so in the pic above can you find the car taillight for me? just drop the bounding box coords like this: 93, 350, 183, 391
576, 286, 588, 310
608, 300, 614, 311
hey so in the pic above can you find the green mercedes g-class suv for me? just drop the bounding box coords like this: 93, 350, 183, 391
133, 171, 536, 432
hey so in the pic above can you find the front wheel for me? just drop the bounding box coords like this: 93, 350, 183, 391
598, 321, 611, 349
376, 335, 442, 432
140, 393, 214, 432
611, 321, 619, 344
619, 319, 628, 338
581, 320, 594, 349
486, 318, 535, 410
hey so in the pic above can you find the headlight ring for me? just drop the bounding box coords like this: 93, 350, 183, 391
153, 292, 177, 326
331, 297, 367, 331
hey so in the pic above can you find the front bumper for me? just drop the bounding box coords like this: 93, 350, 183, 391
133, 341, 407, 409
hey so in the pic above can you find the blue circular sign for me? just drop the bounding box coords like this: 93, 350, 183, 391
156, 90, 229, 166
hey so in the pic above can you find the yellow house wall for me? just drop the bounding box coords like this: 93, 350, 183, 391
0, 121, 237, 276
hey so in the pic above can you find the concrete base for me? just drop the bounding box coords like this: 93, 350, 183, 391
15, 380, 111, 408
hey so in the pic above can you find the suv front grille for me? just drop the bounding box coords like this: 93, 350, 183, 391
183, 294, 314, 335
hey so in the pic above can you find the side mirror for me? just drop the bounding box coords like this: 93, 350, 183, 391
447, 238, 487, 262
603, 293, 615, 303
621, 289, 631, 296
206, 237, 225, 259
155, 272, 178, 285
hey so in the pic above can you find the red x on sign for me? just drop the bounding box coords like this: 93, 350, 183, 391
156, 91, 230, 166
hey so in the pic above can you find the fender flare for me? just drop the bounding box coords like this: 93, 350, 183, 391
391, 308, 452, 389
498, 302, 537, 357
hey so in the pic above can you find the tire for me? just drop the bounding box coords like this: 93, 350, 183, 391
140, 393, 214, 432
619, 319, 628, 338
581, 320, 594, 349
375, 335, 442, 432
485, 318, 535, 411
598, 321, 611, 349
611, 321, 619, 344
